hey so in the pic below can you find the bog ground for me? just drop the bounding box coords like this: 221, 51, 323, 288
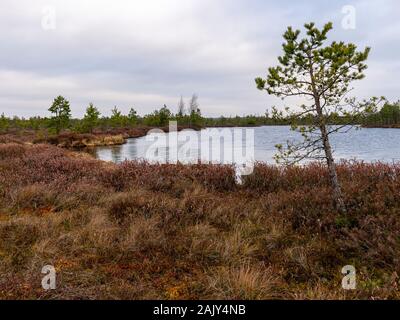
0, 142, 399, 299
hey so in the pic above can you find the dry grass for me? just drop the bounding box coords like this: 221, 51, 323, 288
0, 142, 399, 299
206, 264, 283, 299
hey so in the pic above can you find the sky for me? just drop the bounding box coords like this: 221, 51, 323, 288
1, 0, 399, 118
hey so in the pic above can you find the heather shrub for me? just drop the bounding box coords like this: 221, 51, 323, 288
242, 162, 330, 192
106, 191, 155, 223
177, 186, 219, 221
33, 132, 96, 146
271, 187, 336, 231
0, 218, 41, 271
105, 161, 237, 192
98, 165, 132, 191
241, 163, 283, 192
11, 184, 58, 213
338, 214, 400, 269
0, 135, 25, 144
0, 142, 399, 299
59, 182, 109, 209
105, 190, 177, 224
0, 143, 25, 160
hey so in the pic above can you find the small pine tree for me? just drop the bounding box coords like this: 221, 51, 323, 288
255, 22, 380, 213
48, 96, 71, 134
110, 106, 124, 128
82, 103, 101, 133
128, 108, 138, 126
0, 113, 9, 132
159, 104, 172, 126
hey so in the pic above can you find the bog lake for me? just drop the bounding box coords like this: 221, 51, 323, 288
91, 126, 400, 165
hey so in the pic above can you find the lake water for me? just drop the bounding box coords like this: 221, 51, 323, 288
92, 126, 400, 164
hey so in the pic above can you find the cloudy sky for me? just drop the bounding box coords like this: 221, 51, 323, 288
1, 0, 399, 118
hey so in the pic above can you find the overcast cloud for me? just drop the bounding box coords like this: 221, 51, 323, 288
1, 0, 399, 117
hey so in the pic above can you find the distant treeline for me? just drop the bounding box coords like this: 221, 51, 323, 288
0, 95, 204, 134
362, 101, 400, 127
1, 96, 399, 134
203, 101, 400, 128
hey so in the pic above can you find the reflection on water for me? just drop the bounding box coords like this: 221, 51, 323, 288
89, 138, 142, 163
91, 126, 400, 164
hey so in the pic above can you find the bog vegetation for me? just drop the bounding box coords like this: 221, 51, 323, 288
0, 142, 399, 299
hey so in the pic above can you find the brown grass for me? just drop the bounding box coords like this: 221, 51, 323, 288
0, 142, 399, 299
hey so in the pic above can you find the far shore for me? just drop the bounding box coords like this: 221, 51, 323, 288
361, 124, 400, 129
2, 122, 399, 150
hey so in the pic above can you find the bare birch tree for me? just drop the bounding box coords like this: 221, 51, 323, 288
177, 95, 186, 117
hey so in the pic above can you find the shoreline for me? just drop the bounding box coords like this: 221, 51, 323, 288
361, 124, 400, 129
29, 125, 202, 148
1, 123, 399, 150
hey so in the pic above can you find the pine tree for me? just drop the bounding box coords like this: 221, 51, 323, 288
128, 108, 138, 126
159, 104, 172, 126
0, 113, 9, 132
255, 22, 381, 214
48, 95, 71, 134
83, 103, 101, 133
110, 106, 124, 128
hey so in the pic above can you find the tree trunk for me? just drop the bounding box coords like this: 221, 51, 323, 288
319, 123, 347, 214
308, 60, 346, 214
